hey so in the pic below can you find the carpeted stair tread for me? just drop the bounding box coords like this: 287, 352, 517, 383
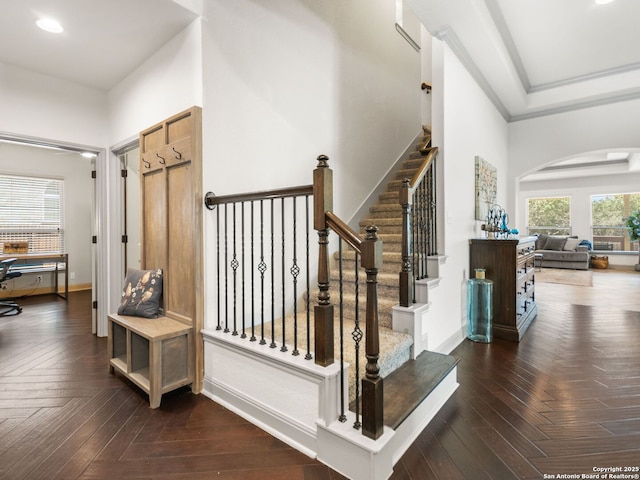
395, 168, 419, 180
385, 179, 406, 191
359, 216, 403, 227
369, 204, 403, 215
378, 192, 400, 204
338, 295, 396, 329
402, 157, 427, 169
340, 249, 402, 264
377, 233, 402, 244
246, 312, 413, 403
329, 269, 398, 288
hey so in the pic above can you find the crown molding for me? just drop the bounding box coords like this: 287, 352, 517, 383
434, 26, 511, 121
510, 88, 640, 122
484, 0, 531, 92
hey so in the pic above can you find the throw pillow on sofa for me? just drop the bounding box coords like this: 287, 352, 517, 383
563, 237, 581, 251
535, 233, 549, 250
544, 236, 567, 251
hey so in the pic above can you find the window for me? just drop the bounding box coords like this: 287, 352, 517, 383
0, 174, 64, 253
591, 193, 640, 252
527, 196, 571, 235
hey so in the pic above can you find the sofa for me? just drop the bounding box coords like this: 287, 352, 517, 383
534, 234, 590, 270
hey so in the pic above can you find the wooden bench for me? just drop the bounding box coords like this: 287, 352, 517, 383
107, 313, 193, 408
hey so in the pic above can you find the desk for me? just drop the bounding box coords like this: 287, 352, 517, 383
0, 253, 68, 299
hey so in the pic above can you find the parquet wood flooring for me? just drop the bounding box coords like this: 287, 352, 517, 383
392, 268, 640, 479
0, 292, 342, 480
1, 268, 639, 479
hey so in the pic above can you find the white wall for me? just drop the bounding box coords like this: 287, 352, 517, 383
201, 0, 423, 330
201, 0, 421, 210
0, 62, 107, 147
107, 19, 203, 145
429, 42, 509, 350
0, 143, 94, 291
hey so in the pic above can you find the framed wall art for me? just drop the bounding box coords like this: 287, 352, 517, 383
475, 156, 497, 221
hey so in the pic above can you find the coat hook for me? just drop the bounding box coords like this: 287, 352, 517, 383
143, 158, 150, 169
156, 152, 166, 164
172, 147, 182, 160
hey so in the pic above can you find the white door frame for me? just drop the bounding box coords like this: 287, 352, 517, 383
0, 131, 111, 335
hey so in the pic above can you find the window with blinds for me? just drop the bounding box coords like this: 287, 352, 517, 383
0, 174, 64, 254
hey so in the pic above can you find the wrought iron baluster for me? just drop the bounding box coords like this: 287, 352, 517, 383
291, 196, 300, 356
216, 207, 221, 330
270, 198, 276, 349
353, 250, 362, 430
224, 203, 229, 333
400, 179, 412, 307
259, 199, 266, 345
416, 182, 424, 279
280, 198, 287, 353
231, 203, 239, 336
421, 180, 429, 276
429, 162, 437, 255
419, 181, 428, 279
241, 201, 246, 338
305, 195, 312, 360
250, 201, 256, 341
337, 240, 346, 422
414, 182, 420, 280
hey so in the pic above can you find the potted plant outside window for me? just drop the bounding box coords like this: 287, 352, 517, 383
624, 210, 640, 271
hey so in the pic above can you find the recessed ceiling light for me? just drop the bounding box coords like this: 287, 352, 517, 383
36, 18, 63, 34
595, 0, 615, 5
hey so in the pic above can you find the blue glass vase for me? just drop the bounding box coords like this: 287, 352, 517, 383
467, 268, 493, 343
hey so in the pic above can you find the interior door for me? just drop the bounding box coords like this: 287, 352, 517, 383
116, 144, 142, 277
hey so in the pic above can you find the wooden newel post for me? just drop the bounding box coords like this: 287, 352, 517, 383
361, 225, 384, 439
399, 179, 412, 307
313, 155, 334, 367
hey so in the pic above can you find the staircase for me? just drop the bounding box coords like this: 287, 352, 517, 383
202, 130, 459, 479
316, 127, 460, 479
327, 127, 458, 405
329, 126, 432, 376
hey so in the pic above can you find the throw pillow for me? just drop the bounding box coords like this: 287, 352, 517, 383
117, 268, 163, 318
535, 233, 549, 250
544, 236, 567, 251
563, 237, 581, 251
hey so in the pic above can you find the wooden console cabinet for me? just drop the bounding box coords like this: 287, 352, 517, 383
108, 313, 193, 408
469, 237, 537, 341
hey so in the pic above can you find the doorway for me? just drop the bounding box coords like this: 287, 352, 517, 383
0, 136, 98, 328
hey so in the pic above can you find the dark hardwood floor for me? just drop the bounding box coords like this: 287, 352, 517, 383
1, 269, 639, 479
391, 268, 640, 479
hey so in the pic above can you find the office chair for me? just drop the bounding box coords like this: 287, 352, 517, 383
1, 258, 22, 316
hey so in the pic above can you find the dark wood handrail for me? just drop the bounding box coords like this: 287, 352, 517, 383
399, 146, 439, 307
325, 211, 362, 253
408, 146, 438, 190
205, 185, 313, 209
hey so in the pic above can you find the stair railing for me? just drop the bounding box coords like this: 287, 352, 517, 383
399, 146, 439, 307
204, 185, 314, 357
314, 155, 384, 440
203, 154, 385, 441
